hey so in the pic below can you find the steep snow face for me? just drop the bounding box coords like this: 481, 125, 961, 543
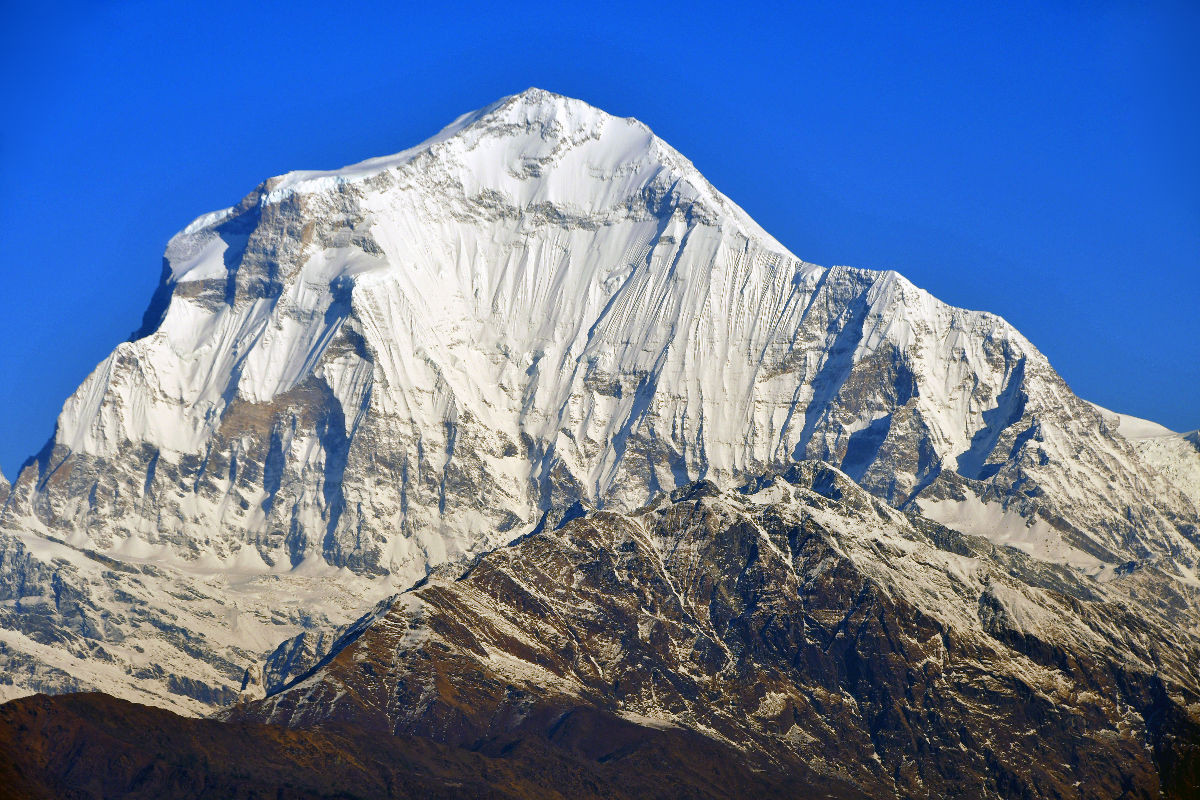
3, 88, 1197, 591
1091, 404, 1200, 512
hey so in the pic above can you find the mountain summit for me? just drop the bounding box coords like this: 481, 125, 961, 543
0, 90, 1197, 713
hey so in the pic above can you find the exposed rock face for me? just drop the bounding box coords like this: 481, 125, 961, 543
232, 465, 1200, 799
0, 88, 1196, 712
256, 628, 338, 697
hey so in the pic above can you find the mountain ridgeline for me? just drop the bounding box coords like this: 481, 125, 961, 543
0, 89, 1198, 798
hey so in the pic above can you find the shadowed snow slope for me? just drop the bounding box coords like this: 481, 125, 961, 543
0, 89, 1197, 712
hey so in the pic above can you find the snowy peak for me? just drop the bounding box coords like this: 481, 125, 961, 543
266, 87, 677, 202
191, 87, 785, 257
1090, 403, 1200, 512
6, 89, 1200, 593
1089, 402, 1178, 440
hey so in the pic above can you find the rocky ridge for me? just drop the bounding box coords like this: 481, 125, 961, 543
229, 464, 1200, 798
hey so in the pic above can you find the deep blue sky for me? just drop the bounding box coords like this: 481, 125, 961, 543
1, 0, 1197, 477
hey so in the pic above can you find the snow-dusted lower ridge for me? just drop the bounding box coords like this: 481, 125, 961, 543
0, 88, 1197, 710
230, 466, 1200, 798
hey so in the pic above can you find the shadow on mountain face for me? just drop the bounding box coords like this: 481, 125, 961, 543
0, 692, 866, 800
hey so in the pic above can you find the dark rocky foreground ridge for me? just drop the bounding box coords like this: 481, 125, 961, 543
3, 465, 1200, 798
0, 693, 836, 800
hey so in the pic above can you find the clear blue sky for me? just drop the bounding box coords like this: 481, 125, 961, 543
1, 0, 1197, 477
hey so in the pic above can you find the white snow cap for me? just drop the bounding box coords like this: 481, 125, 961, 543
36, 86, 1200, 590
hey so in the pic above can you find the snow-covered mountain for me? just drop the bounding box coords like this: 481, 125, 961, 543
0, 89, 1197, 712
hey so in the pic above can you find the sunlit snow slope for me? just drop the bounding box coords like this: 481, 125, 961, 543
1091, 404, 1200, 513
